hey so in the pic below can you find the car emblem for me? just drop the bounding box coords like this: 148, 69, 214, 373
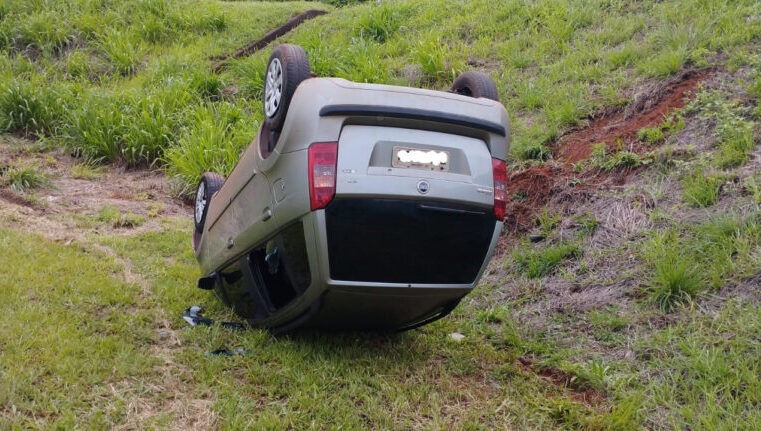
417, 180, 430, 194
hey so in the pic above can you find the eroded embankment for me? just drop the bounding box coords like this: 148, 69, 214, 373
504, 69, 711, 233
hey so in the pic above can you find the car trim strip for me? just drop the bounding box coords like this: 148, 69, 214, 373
319, 104, 506, 137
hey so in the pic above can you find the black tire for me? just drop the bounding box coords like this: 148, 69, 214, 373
450, 71, 499, 101
263, 44, 311, 132
194, 172, 224, 235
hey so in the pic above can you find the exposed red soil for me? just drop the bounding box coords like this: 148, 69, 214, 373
503, 165, 557, 233
556, 70, 710, 165
517, 356, 607, 408
503, 70, 712, 235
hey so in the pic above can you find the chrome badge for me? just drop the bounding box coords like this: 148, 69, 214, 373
417, 180, 430, 194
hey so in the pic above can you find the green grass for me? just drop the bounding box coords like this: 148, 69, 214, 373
685, 88, 759, 169
633, 302, 761, 429
1, 164, 51, 192
682, 168, 723, 207
641, 211, 761, 311
512, 242, 579, 279
1, 0, 760, 188
0, 228, 160, 429
0, 220, 676, 429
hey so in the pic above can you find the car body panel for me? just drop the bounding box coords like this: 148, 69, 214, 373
193, 76, 510, 331
335, 125, 494, 206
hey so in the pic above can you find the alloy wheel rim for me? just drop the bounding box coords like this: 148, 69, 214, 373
195, 181, 206, 224
264, 58, 283, 118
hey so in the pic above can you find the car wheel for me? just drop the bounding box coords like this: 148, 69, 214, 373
450, 71, 499, 101
194, 172, 224, 235
263, 44, 311, 132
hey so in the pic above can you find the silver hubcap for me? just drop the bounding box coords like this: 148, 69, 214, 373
264, 58, 283, 118
195, 182, 206, 224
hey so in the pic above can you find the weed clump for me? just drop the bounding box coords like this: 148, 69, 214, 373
681, 169, 723, 208
1, 164, 51, 192
70, 163, 103, 180
513, 242, 579, 278
650, 255, 701, 312
584, 143, 653, 172
643, 230, 701, 311
685, 89, 759, 169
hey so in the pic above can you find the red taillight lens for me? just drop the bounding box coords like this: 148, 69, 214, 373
308, 142, 338, 211
492, 158, 507, 221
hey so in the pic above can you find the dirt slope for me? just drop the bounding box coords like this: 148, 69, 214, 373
0, 137, 190, 242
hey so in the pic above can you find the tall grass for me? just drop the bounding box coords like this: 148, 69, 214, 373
0, 0, 314, 174
0, 78, 71, 137
163, 101, 257, 195
1, 0, 760, 190
681, 168, 723, 208
97, 29, 145, 76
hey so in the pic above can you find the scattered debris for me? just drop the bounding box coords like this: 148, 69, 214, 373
207, 348, 249, 357
529, 233, 545, 243
449, 332, 466, 342
182, 305, 246, 330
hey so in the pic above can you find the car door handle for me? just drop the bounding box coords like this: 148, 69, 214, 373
262, 207, 272, 221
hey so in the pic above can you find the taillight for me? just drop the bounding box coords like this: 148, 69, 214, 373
308, 142, 338, 211
492, 158, 507, 221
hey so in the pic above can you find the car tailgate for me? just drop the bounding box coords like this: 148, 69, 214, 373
335, 125, 494, 207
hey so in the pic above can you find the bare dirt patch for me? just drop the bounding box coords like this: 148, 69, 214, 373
0, 143, 190, 237
503, 69, 712, 234
555, 69, 711, 165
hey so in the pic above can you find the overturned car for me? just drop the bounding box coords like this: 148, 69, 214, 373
192, 44, 510, 332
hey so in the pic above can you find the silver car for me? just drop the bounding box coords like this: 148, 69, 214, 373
193, 44, 510, 332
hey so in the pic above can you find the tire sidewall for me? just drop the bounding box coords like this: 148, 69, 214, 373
451, 71, 499, 101
194, 177, 211, 234
263, 44, 310, 132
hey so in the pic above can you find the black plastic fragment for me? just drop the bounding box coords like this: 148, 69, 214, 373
207, 347, 249, 357
182, 305, 245, 330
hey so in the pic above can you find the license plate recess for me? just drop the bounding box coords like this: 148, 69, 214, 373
392, 146, 450, 172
